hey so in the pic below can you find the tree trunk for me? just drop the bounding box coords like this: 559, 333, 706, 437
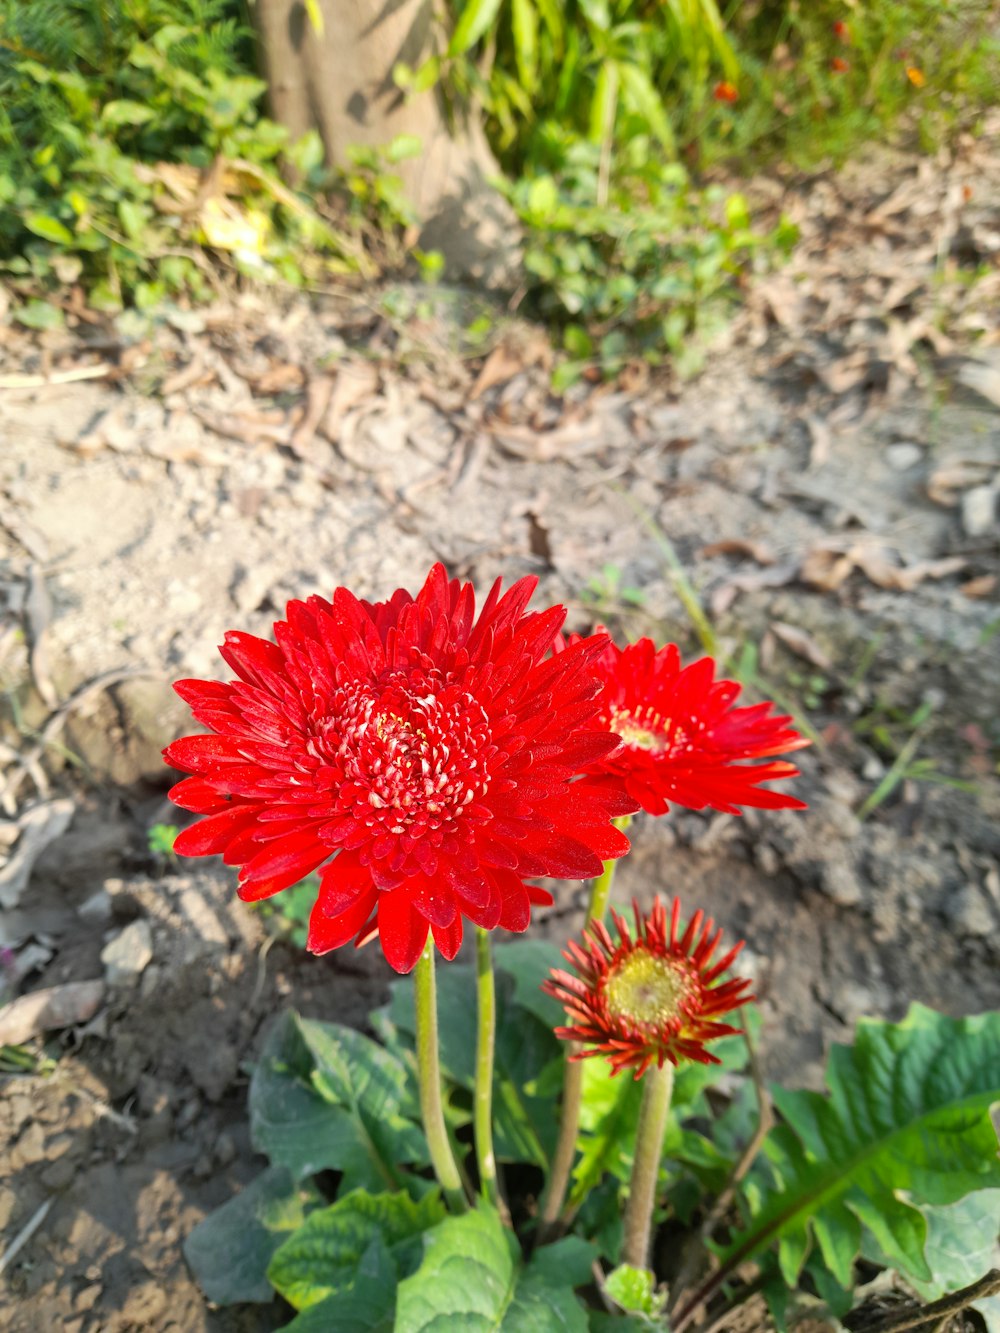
254, 0, 520, 286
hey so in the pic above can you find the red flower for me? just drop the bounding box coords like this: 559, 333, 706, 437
560, 634, 808, 817
830, 56, 850, 73
164, 565, 636, 973
832, 19, 850, 42
544, 897, 753, 1077
713, 81, 739, 104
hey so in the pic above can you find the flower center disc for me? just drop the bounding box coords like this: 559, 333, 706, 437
604, 948, 693, 1027
608, 704, 673, 753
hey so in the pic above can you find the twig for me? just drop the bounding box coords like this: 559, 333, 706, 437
0, 1199, 53, 1276
847, 1271, 1000, 1333
0, 365, 113, 390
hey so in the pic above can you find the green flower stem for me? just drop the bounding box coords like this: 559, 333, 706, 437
475, 927, 512, 1224
540, 814, 632, 1233
621, 1059, 674, 1270
413, 940, 467, 1212
587, 814, 632, 921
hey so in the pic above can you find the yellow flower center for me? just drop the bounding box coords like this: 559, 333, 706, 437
608, 704, 679, 754
604, 948, 693, 1027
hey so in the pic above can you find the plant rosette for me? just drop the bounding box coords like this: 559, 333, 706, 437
166, 566, 1000, 1330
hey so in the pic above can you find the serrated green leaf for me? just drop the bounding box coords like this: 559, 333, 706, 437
396, 1207, 589, 1332
23, 213, 74, 246
184, 1166, 321, 1305
448, 0, 506, 56
727, 1005, 1000, 1289
268, 1188, 444, 1310
605, 1264, 659, 1314
282, 1237, 396, 1331
249, 1011, 426, 1191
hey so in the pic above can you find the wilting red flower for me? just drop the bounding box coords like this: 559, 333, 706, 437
164, 565, 636, 973
560, 634, 808, 817
830, 56, 850, 73
713, 80, 739, 104
544, 897, 752, 1077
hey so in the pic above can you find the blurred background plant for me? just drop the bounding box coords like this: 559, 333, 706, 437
1, 0, 996, 355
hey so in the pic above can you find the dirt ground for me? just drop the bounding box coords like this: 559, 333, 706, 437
1, 133, 999, 1331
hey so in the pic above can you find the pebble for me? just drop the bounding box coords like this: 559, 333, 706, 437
100, 919, 153, 987
886, 442, 922, 471
214, 1130, 236, 1166
820, 856, 864, 908
947, 883, 995, 938
77, 889, 112, 925
962, 484, 997, 537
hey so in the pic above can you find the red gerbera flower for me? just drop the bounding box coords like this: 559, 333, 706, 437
163, 565, 637, 973
830, 56, 850, 73
561, 634, 809, 817
713, 80, 739, 104
543, 897, 752, 1077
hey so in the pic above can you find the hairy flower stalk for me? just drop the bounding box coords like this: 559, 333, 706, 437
475, 927, 510, 1223
546, 898, 752, 1269
414, 941, 467, 1211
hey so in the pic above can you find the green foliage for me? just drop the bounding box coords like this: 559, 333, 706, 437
394, 1206, 594, 1331
183, 1165, 322, 1305
0, 0, 362, 305
146, 821, 178, 857
252, 874, 320, 949
248, 1011, 428, 1193
604, 1264, 664, 1318
268, 1189, 445, 1310
727, 1004, 1000, 1292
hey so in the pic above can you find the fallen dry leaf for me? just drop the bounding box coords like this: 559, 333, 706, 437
320, 362, 380, 442
801, 540, 966, 593
470, 344, 526, 401
960, 574, 997, 599
702, 538, 777, 565
290, 375, 335, 460
770, 621, 835, 672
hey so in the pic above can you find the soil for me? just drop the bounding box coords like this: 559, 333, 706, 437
0, 136, 998, 1331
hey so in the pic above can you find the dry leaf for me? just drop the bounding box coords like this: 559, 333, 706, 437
290, 375, 335, 459
320, 362, 380, 441
960, 574, 997, 599
709, 562, 799, 616
470, 344, 525, 400
701, 539, 777, 565
770, 621, 835, 672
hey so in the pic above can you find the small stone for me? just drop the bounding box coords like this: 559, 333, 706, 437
214, 1130, 236, 1166
947, 884, 996, 937
886, 442, 922, 471
77, 889, 112, 925
820, 856, 864, 908
192, 1153, 213, 1180
962, 484, 997, 538
75, 1284, 102, 1313
41, 1155, 77, 1192
100, 919, 153, 987
10, 1121, 46, 1169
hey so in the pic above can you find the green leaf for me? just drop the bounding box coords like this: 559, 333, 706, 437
569, 1058, 642, 1207
183, 1166, 321, 1305
494, 938, 564, 1027
511, 0, 539, 93
885, 1190, 1000, 1301
249, 1011, 426, 1191
396, 1207, 589, 1331
618, 63, 676, 152
100, 100, 157, 129
269, 1188, 443, 1310
23, 214, 74, 246
283, 1237, 397, 1331
448, 0, 506, 57
386, 134, 423, 163
727, 1005, 1000, 1289
605, 1264, 660, 1315
13, 299, 64, 330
